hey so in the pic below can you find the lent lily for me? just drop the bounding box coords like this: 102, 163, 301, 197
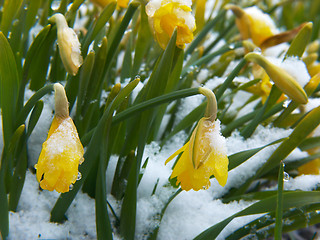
35, 84, 84, 193
245, 53, 308, 104
49, 13, 83, 76
146, 0, 196, 49
165, 88, 228, 191
91, 0, 129, 8
227, 5, 306, 50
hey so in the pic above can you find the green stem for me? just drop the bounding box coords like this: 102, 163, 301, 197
198, 87, 217, 121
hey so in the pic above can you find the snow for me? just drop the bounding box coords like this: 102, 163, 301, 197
2, 109, 317, 240
266, 56, 311, 87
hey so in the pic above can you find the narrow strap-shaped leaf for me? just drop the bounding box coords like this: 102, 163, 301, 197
113, 88, 200, 123
0, 32, 19, 147
81, 2, 116, 55
131, 4, 153, 77
8, 131, 28, 211
102, 2, 139, 82
182, 43, 242, 77
0, 0, 23, 36
185, 9, 226, 55
0, 167, 9, 239
258, 104, 320, 177
18, 25, 51, 110
28, 25, 56, 91
120, 29, 178, 240
240, 86, 282, 138
284, 22, 313, 59
16, 84, 54, 127
216, 58, 247, 101
274, 162, 284, 240
228, 138, 287, 171
96, 118, 113, 240
26, 100, 44, 138
194, 191, 320, 240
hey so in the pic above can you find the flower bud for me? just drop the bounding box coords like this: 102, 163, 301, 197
49, 13, 83, 76
245, 53, 308, 104
35, 83, 84, 193
226, 5, 277, 47
146, 0, 196, 49
165, 88, 228, 191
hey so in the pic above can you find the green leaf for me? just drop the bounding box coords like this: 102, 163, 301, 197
26, 100, 44, 138
0, 32, 19, 147
216, 58, 247, 101
240, 86, 282, 138
0, 167, 9, 239
0, 0, 23, 36
18, 24, 51, 110
185, 9, 226, 55
96, 118, 113, 240
28, 25, 56, 91
9, 131, 28, 211
182, 43, 242, 77
16, 84, 54, 127
194, 191, 320, 240
274, 162, 284, 240
258, 104, 320, 177
120, 29, 178, 240
75, 51, 95, 131
228, 138, 287, 171
81, 2, 116, 55
298, 136, 320, 151
131, 4, 153, 77
120, 34, 133, 82
102, 2, 139, 82
284, 22, 313, 59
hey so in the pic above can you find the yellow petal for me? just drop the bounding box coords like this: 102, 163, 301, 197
165, 141, 189, 165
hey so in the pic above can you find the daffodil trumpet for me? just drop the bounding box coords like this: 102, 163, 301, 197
165, 87, 229, 191
35, 83, 84, 193
49, 13, 83, 76
145, 0, 196, 49
245, 52, 308, 104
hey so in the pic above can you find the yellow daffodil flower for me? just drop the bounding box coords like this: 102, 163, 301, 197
227, 5, 306, 50
165, 88, 228, 191
226, 5, 277, 47
49, 13, 83, 76
91, 0, 128, 8
245, 53, 308, 104
35, 84, 84, 193
146, 0, 196, 49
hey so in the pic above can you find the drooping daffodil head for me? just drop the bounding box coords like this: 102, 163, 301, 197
49, 13, 83, 76
146, 0, 196, 49
35, 84, 84, 193
165, 88, 229, 191
226, 5, 277, 47
245, 53, 309, 104
90, 0, 128, 8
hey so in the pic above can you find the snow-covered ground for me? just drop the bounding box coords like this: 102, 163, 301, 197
3, 88, 319, 239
